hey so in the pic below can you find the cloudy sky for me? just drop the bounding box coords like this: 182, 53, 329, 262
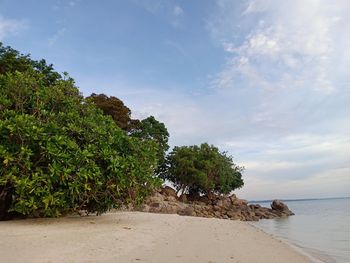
1, 0, 349, 200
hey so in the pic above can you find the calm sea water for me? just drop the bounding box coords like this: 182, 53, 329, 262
251, 198, 350, 263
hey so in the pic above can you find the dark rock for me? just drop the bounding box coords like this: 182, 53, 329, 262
271, 200, 294, 216
213, 205, 221, 211
135, 187, 295, 222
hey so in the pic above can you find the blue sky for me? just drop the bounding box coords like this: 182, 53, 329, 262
1, 0, 349, 200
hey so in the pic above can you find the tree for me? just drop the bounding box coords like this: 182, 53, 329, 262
0, 42, 62, 85
131, 116, 170, 175
0, 46, 161, 220
87, 93, 139, 132
163, 143, 244, 198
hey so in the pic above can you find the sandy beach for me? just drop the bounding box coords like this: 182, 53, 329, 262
0, 212, 313, 263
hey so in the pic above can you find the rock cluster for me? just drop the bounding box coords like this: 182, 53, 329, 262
137, 187, 294, 221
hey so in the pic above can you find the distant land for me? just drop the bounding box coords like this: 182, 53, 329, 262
249, 196, 350, 203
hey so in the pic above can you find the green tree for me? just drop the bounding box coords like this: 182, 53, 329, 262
131, 116, 170, 175
87, 93, 139, 132
0, 42, 62, 85
163, 143, 244, 198
0, 49, 160, 220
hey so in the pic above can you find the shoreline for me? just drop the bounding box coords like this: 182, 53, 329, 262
248, 222, 327, 263
0, 211, 313, 263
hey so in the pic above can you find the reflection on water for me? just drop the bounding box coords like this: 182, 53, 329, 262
252, 198, 350, 263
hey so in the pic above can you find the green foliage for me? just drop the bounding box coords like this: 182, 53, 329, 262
87, 93, 170, 176
0, 42, 62, 85
0, 69, 160, 219
131, 116, 170, 175
87, 93, 139, 132
163, 143, 244, 197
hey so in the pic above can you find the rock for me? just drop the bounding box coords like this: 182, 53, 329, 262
160, 203, 184, 214
271, 200, 294, 216
139, 204, 150, 213
178, 206, 195, 216
198, 196, 210, 203
214, 211, 221, 217
150, 202, 160, 208
213, 205, 221, 211
249, 204, 261, 210
160, 186, 177, 198
164, 196, 177, 202
147, 192, 165, 204
178, 194, 188, 202
232, 198, 248, 206
226, 210, 240, 218
214, 198, 231, 209
229, 194, 237, 200
134, 188, 294, 222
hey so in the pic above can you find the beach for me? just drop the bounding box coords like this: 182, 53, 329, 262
0, 212, 313, 263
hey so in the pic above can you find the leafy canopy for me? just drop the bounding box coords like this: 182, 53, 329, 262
87, 95, 170, 176
0, 44, 160, 220
131, 116, 170, 175
163, 143, 244, 197
0, 42, 62, 85
87, 93, 139, 132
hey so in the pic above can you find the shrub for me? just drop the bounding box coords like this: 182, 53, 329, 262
0, 70, 160, 219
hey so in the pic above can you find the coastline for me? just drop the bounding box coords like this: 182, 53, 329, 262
0, 211, 313, 263
248, 222, 327, 263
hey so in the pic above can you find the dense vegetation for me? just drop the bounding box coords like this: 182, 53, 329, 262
0, 43, 244, 220
0, 43, 160, 219
86, 94, 170, 175
86, 93, 139, 132
131, 116, 170, 176
162, 143, 244, 198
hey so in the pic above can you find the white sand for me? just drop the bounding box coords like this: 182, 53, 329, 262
0, 212, 313, 263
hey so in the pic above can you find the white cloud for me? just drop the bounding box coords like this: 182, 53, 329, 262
73, 1, 350, 200
232, 134, 350, 199
77, 70, 350, 200
173, 5, 184, 16
0, 16, 27, 40
48, 28, 67, 47
210, 0, 350, 94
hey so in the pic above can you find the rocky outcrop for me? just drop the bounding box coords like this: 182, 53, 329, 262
271, 200, 295, 216
160, 186, 177, 198
136, 187, 294, 221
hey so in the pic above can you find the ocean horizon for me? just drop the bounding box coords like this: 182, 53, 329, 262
251, 197, 350, 263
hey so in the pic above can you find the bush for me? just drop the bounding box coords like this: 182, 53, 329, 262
162, 143, 244, 198
0, 69, 160, 219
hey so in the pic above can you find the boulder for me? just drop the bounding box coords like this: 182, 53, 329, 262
134, 189, 295, 221
164, 196, 177, 202
232, 198, 248, 206
160, 186, 177, 198
178, 206, 195, 216
147, 192, 165, 204
178, 194, 188, 202
271, 200, 294, 216
249, 204, 262, 210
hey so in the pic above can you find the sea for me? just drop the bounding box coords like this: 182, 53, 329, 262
251, 197, 350, 263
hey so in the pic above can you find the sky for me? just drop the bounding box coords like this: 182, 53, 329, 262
1, 0, 349, 200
